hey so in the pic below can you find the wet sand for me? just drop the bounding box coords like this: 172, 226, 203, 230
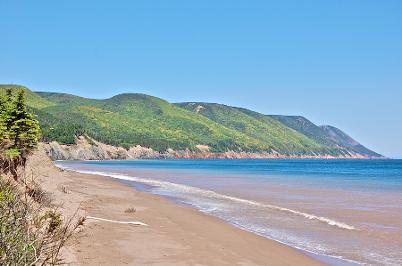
26, 145, 324, 265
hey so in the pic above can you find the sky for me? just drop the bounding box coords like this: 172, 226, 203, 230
1, 1, 401, 158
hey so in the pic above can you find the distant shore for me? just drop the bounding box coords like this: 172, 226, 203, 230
27, 145, 324, 265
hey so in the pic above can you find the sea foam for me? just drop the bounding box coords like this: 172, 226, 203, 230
62, 167, 357, 231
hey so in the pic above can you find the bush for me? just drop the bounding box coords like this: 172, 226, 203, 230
0, 177, 81, 265
124, 207, 136, 214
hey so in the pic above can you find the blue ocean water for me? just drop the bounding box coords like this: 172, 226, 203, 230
58, 159, 402, 265
68, 159, 402, 189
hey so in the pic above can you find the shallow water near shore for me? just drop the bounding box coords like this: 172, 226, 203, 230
57, 159, 402, 266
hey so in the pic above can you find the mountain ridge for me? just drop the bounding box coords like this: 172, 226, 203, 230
177, 102, 382, 158
0, 84, 383, 159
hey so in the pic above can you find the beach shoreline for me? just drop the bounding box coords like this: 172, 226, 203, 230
26, 145, 325, 265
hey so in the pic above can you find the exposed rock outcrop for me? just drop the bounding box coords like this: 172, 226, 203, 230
42, 136, 377, 161
43, 136, 167, 160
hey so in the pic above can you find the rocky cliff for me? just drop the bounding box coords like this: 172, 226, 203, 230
43, 136, 165, 160
42, 136, 377, 161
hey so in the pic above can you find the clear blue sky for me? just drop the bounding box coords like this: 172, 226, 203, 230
1, 1, 401, 158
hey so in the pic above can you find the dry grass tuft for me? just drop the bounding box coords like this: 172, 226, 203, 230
26, 182, 53, 206
124, 207, 136, 214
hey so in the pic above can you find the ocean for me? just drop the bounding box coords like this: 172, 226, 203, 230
57, 159, 402, 265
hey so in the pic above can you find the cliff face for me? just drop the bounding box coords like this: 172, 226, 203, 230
42, 136, 376, 161
43, 136, 165, 160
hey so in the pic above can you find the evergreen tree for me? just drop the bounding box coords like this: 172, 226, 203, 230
8, 89, 40, 155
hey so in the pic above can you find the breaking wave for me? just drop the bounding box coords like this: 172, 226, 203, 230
61, 167, 357, 231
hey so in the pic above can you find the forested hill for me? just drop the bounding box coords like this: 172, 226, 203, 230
0, 85, 382, 158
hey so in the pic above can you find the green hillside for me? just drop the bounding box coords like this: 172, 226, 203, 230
177, 103, 347, 156
35, 93, 262, 152
270, 115, 340, 146
0, 85, 54, 109
0, 85, 381, 157
270, 115, 381, 157
320, 125, 381, 157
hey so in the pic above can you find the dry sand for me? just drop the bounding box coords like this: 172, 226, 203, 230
26, 145, 323, 266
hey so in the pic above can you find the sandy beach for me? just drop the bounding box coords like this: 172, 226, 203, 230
26, 145, 323, 266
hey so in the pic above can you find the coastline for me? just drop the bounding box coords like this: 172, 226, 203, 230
44, 137, 385, 161
27, 145, 324, 265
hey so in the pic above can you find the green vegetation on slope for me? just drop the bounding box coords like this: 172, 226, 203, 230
270, 115, 341, 146
177, 103, 347, 156
320, 125, 381, 157
270, 115, 381, 157
0, 85, 54, 109
33, 91, 264, 152
0, 85, 381, 157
